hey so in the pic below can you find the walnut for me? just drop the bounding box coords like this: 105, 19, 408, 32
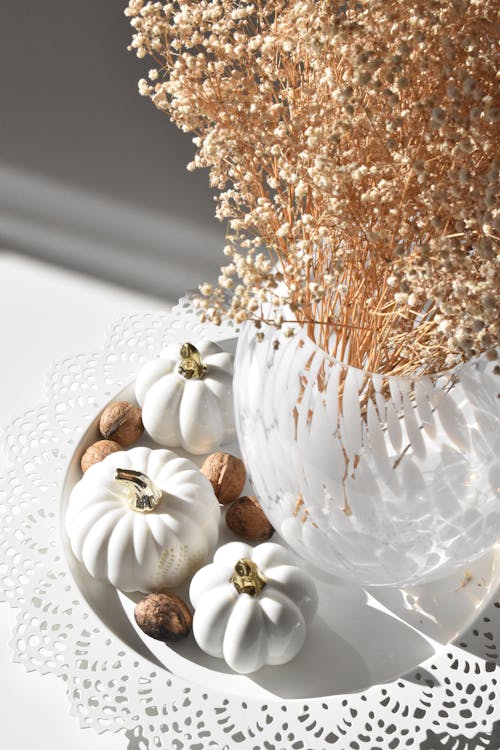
134, 592, 192, 642
201, 452, 246, 505
225, 495, 274, 541
80, 439, 122, 473
99, 401, 144, 446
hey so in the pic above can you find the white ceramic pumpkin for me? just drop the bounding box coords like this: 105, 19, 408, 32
135, 339, 234, 455
65, 446, 220, 592
189, 541, 318, 674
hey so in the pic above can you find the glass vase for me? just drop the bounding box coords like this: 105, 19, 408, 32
233, 323, 500, 586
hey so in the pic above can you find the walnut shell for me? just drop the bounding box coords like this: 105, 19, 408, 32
80, 439, 122, 473
201, 452, 246, 505
134, 592, 192, 642
99, 401, 144, 446
225, 495, 274, 542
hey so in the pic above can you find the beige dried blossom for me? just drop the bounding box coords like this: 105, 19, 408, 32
127, 0, 499, 376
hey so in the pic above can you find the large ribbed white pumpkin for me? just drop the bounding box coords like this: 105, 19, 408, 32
65, 446, 220, 592
135, 339, 234, 455
189, 541, 318, 674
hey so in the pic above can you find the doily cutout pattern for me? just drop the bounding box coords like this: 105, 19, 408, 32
0, 296, 498, 750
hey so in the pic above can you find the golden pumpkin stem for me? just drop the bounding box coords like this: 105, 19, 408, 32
178, 342, 207, 380
230, 558, 267, 597
115, 469, 163, 513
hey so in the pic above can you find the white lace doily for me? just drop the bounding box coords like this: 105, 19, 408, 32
0, 297, 498, 750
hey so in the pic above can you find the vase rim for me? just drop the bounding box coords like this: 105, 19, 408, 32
243, 319, 486, 383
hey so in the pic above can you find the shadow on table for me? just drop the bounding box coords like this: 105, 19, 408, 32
124, 721, 500, 750
420, 720, 500, 750
452, 598, 499, 664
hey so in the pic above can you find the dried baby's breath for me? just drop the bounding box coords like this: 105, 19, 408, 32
127, 0, 499, 376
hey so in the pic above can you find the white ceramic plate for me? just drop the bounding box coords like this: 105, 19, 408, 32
62, 381, 499, 701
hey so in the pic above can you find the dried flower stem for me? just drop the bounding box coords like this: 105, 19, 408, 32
127, 0, 499, 376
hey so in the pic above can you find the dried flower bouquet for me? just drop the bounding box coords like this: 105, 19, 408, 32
127, 0, 499, 378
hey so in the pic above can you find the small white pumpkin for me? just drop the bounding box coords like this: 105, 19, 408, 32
65, 446, 220, 592
189, 541, 318, 674
135, 339, 234, 455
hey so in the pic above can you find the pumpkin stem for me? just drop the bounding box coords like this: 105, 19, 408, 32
230, 558, 267, 596
178, 342, 207, 380
115, 469, 163, 513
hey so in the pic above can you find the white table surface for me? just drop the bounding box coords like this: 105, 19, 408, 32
2, 252, 498, 750
0, 252, 167, 750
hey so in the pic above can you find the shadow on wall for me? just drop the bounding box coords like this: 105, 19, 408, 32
0, 164, 225, 300
0, 0, 226, 298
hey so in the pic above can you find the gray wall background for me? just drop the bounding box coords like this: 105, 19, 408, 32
0, 0, 226, 299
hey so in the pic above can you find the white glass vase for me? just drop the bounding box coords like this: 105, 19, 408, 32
233, 324, 500, 586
